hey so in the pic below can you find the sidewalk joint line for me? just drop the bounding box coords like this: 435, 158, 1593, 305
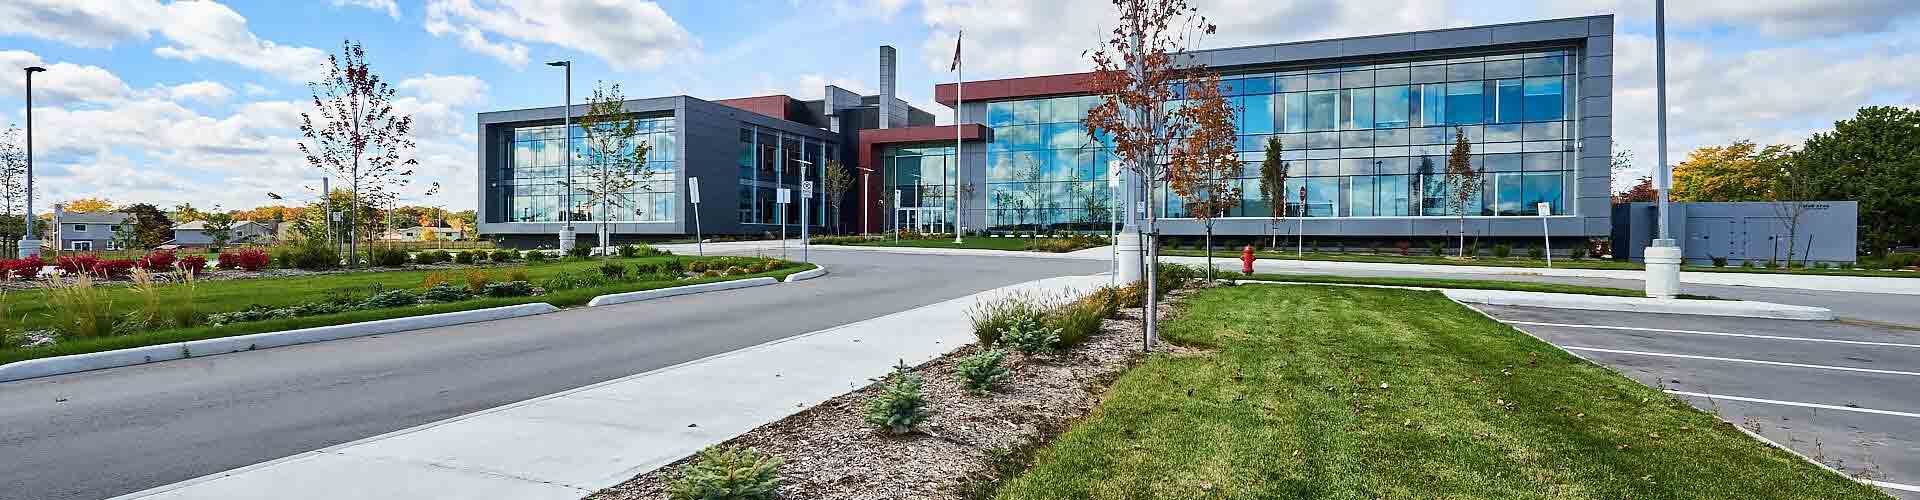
1561, 346, 1920, 377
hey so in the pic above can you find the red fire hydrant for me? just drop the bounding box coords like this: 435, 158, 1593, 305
1240, 245, 1256, 275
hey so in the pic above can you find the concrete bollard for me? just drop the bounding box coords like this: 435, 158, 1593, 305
1644, 244, 1682, 299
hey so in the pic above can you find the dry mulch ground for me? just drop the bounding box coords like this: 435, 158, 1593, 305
590, 291, 1194, 500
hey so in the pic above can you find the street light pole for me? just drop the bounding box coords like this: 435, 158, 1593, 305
547, 61, 575, 253
19, 67, 47, 258
796, 158, 813, 263
857, 166, 873, 237
1644, 0, 1682, 298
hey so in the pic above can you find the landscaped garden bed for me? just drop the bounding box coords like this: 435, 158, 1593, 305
0, 246, 808, 365
591, 275, 1176, 500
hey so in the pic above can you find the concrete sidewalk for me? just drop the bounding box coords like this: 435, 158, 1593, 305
113, 274, 1110, 500
1234, 280, 1835, 320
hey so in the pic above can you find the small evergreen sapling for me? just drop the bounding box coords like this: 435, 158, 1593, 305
1000, 317, 1061, 355
954, 348, 1013, 395
666, 446, 783, 500
864, 360, 932, 434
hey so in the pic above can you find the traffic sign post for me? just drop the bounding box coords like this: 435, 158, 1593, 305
688, 177, 703, 256
1538, 202, 1552, 268
800, 181, 813, 262
777, 188, 791, 259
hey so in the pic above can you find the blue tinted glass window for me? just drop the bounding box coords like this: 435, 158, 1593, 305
1411, 64, 1446, 84
1444, 82, 1484, 125
1011, 99, 1041, 123
1305, 177, 1338, 217
1420, 83, 1446, 126
1347, 175, 1376, 217
1308, 73, 1340, 90
1043, 97, 1080, 123
1380, 174, 1411, 216
1218, 78, 1243, 97
1525, 171, 1565, 215
1375, 86, 1410, 129
1524, 56, 1566, 76
1447, 62, 1483, 81
1242, 94, 1274, 134
1341, 70, 1373, 88
1486, 59, 1522, 78
1283, 93, 1306, 133
1496, 173, 1524, 215
986, 102, 1015, 127
1347, 88, 1374, 130
1307, 91, 1336, 131
1045, 122, 1087, 149
1239, 76, 1273, 95
1496, 79, 1523, 123
1522, 77, 1565, 121
1276, 75, 1307, 92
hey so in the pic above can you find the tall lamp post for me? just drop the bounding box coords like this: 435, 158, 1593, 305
546, 60, 576, 253
857, 166, 873, 237
19, 66, 46, 258
1644, 0, 1682, 298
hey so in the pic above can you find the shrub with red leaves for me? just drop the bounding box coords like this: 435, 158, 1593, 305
139, 250, 177, 272
92, 259, 136, 279
0, 256, 44, 281
55, 255, 99, 274
177, 255, 208, 274
219, 248, 269, 271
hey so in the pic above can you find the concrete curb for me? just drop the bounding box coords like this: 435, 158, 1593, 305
586, 277, 779, 307
1441, 288, 1834, 320
1233, 280, 1834, 321
0, 303, 561, 383
783, 265, 827, 282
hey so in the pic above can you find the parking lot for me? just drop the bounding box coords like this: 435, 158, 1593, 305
1474, 305, 1920, 500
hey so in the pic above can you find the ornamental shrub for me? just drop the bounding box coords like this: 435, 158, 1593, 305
1, 256, 45, 280
863, 360, 932, 435
1492, 243, 1512, 259
1000, 317, 1061, 355
371, 247, 410, 267
483, 280, 535, 297
525, 250, 550, 263
222, 248, 271, 271
688, 260, 709, 272
176, 255, 208, 275
359, 289, 419, 309
420, 283, 471, 302
723, 266, 748, 276
55, 255, 99, 274
1711, 256, 1729, 267
666, 446, 783, 500
1048, 294, 1109, 348
617, 244, 640, 258
966, 291, 1050, 346
567, 243, 592, 259
599, 261, 628, 279
464, 269, 495, 293
490, 249, 517, 262
92, 259, 137, 279
138, 250, 177, 272
954, 348, 1012, 395
454, 250, 482, 264
1428, 240, 1446, 256
661, 258, 686, 274
1889, 253, 1919, 270
1568, 245, 1588, 260
272, 244, 339, 271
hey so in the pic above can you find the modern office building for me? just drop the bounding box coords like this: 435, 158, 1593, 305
478, 15, 1614, 247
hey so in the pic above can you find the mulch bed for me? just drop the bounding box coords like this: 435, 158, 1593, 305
590, 290, 1194, 500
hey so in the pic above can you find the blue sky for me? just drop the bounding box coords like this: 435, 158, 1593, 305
1, 0, 1915, 212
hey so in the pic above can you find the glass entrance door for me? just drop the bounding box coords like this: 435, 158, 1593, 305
896, 207, 948, 234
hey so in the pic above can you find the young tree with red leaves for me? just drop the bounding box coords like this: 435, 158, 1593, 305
1166, 72, 1239, 282
1444, 127, 1481, 257
299, 40, 417, 268
1084, 0, 1221, 348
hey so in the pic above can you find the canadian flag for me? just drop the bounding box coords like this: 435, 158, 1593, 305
950, 31, 962, 72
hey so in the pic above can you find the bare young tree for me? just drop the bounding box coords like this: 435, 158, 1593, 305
1257, 136, 1288, 249
299, 40, 417, 268
822, 159, 855, 234
1443, 127, 1481, 258
1166, 72, 1240, 281
567, 82, 655, 257
1085, 0, 1223, 348
0, 125, 26, 218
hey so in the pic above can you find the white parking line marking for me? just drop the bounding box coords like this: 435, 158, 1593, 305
1562, 346, 1920, 377
1508, 321, 1920, 349
1665, 390, 1920, 419
1870, 480, 1920, 493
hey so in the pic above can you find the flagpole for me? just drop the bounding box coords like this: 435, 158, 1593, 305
953, 30, 965, 244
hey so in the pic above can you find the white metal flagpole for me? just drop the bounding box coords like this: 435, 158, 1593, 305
953, 30, 965, 244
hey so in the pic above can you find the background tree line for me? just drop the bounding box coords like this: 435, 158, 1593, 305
1614, 106, 1920, 256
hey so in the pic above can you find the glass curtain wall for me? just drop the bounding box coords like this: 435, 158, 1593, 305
499, 116, 678, 223
736, 126, 834, 226
983, 95, 1115, 233
976, 48, 1576, 225
881, 145, 955, 233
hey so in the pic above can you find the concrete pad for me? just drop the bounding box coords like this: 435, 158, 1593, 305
1442, 289, 1834, 320
121, 452, 584, 500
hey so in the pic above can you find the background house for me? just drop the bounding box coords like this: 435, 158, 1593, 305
170, 220, 281, 248
381, 226, 465, 241
52, 204, 133, 251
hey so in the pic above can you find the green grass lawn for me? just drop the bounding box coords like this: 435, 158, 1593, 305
1161, 248, 1919, 278
0, 256, 809, 366
991, 285, 1883, 500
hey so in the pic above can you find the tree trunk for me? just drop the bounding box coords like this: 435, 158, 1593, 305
1457, 216, 1466, 258
1204, 221, 1214, 282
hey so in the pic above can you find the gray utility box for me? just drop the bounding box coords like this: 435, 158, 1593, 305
1612, 201, 1857, 265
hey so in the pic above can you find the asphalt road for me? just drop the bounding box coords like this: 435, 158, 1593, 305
0, 249, 1107, 500
1479, 305, 1920, 499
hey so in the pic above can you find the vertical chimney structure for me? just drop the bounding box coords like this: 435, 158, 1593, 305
879, 45, 897, 129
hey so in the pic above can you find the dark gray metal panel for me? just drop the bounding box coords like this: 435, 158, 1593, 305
1340, 35, 1416, 57
1578, 156, 1611, 178
1208, 46, 1277, 67
1581, 116, 1611, 140
1271, 42, 1343, 62
1585, 54, 1612, 77
1580, 76, 1611, 98
1580, 96, 1611, 118
1412, 28, 1493, 51
1588, 16, 1614, 36
1490, 19, 1590, 44
1585, 35, 1612, 57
